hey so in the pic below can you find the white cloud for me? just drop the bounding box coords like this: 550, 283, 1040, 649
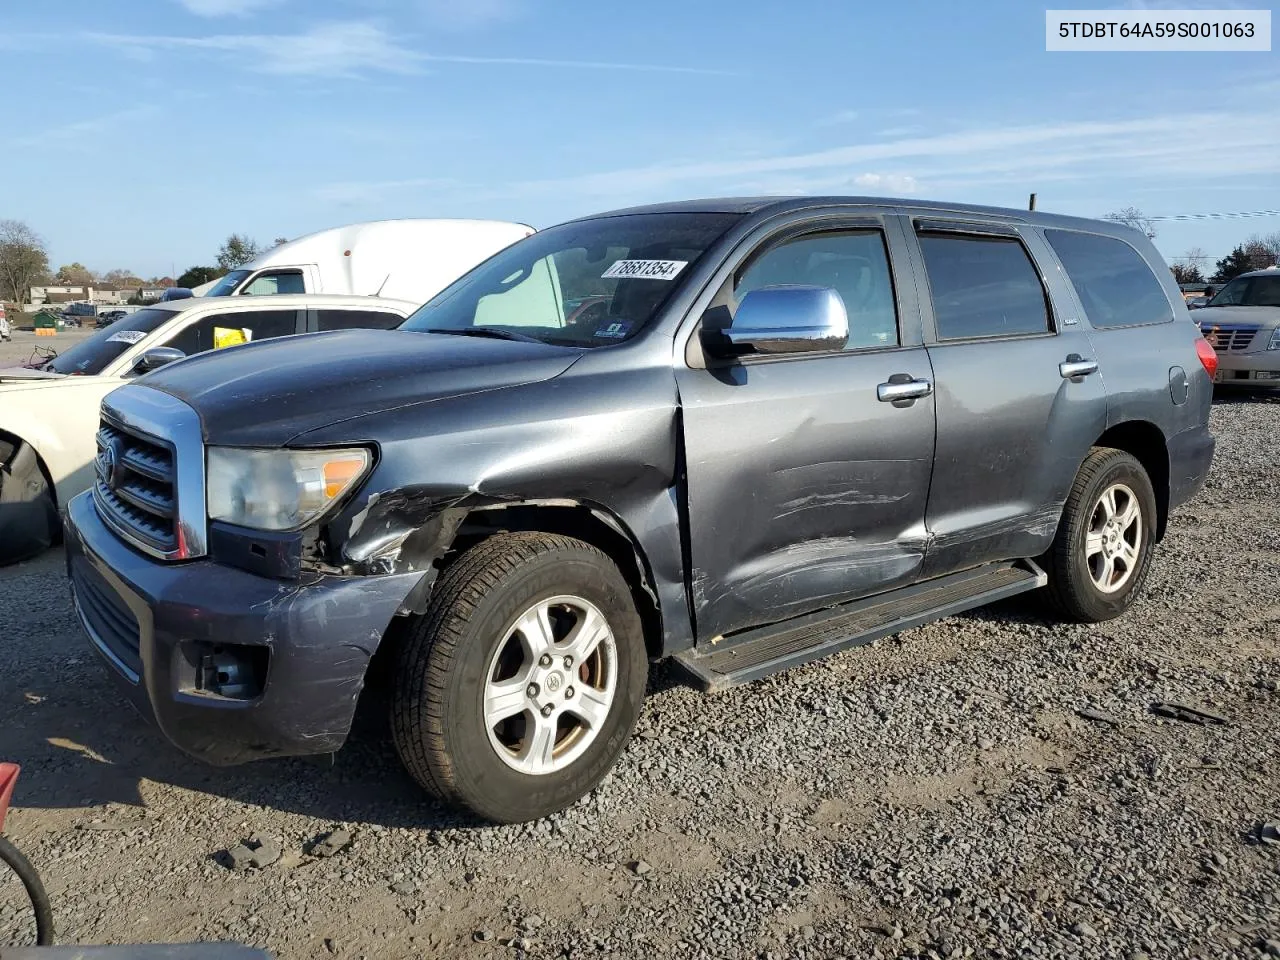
84, 22, 731, 78
17, 106, 160, 147
309, 105, 1280, 211
175, 0, 281, 15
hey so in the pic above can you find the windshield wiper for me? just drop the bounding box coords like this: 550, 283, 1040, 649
423, 327, 544, 344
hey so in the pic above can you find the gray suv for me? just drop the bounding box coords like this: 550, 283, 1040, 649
64, 197, 1216, 823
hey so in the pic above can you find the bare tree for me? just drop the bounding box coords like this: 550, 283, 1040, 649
1103, 206, 1157, 240
0, 219, 50, 305
1243, 236, 1277, 270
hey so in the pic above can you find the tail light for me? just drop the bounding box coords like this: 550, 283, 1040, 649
1195, 337, 1218, 379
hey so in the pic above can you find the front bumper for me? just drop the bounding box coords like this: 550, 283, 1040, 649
1213, 346, 1280, 387
64, 491, 424, 765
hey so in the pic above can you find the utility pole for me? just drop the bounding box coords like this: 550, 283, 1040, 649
1028, 193, 1037, 211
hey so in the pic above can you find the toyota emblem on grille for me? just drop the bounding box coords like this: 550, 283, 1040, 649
98, 438, 125, 491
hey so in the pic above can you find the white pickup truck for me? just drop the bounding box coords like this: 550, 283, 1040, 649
0, 294, 418, 565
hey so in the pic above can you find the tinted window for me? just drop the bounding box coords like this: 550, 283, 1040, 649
241, 271, 305, 296
46, 307, 178, 375
401, 213, 742, 348
316, 309, 404, 332
1046, 230, 1173, 328
1209, 273, 1280, 307
920, 234, 1050, 340
735, 231, 899, 349
161, 310, 299, 357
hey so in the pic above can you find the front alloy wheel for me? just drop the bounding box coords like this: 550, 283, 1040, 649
392, 532, 647, 823
484, 596, 618, 775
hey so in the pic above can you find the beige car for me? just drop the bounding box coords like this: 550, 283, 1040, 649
0, 294, 417, 565
1195, 267, 1280, 388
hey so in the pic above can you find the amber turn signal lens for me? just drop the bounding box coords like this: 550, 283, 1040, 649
323, 457, 366, 499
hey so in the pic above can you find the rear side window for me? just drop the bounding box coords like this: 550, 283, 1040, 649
919, 234, 1050, 340
316, 309, 404, 332
161, 310, 300, 356
1046, 230, 1174, 328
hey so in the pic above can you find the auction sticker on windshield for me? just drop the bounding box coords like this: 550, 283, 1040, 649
602, 259, 688, 281
106, 330, 147, 345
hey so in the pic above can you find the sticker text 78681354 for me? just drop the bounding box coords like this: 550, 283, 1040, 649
601, 259, 689, 281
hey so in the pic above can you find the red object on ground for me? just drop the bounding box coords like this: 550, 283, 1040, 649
0, 763, 19, 832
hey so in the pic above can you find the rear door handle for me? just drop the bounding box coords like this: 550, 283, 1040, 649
1059, 354, 1099, 379
877, 377, 934, 403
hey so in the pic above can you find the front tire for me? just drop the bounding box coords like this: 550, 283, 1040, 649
391, 532, 648, 823
1042, 447, 1158, 623
0, 441, 58, 567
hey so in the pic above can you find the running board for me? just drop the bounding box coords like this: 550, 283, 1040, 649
674, 560, 1047, 692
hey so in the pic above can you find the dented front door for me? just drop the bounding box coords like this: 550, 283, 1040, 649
676, 218, 936, 642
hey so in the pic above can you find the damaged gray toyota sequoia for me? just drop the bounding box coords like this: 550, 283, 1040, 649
65, 197, 1217, 823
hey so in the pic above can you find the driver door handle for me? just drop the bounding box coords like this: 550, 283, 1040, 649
877, 377, 934, 403
1059, 354, 1099, 380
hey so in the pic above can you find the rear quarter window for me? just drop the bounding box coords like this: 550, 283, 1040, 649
1045, 230, 1174, 328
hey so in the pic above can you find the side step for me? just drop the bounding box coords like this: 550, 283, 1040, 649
674, 560, 1047, 692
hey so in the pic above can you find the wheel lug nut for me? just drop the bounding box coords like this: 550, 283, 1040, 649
526, 683, 539, 698
539, 654, 552, 667
540, 704, 554, 718
563, 656, 573, 668
565, 686, 575, 699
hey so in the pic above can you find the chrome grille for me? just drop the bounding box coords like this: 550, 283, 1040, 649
93, 420, 178, 554
1199, 323, 1260, 352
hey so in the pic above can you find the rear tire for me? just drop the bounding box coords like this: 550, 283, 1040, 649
1041, 447, 1157, 623
391, 532, 648, 823
0, 442, 58, 567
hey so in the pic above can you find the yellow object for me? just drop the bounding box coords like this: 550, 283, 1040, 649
36, 328, 56, 337
213, 327, 249, 350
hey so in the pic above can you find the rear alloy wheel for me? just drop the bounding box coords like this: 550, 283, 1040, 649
1042, 447, 1157, 623
392, 532, 647, 823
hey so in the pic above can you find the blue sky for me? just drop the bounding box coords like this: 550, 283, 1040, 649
1, 0, 1276, 278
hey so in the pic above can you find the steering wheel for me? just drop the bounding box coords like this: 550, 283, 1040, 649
565, 298, 611, 331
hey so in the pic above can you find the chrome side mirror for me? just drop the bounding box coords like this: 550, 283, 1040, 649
133, 347, 187, 374
704, 285, 849, 358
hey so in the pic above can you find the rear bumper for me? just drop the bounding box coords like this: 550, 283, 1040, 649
64, 491, 423, 766
1167, 423, 1215, 511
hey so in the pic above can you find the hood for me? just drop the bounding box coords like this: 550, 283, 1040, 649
0, 366, 68, 382
140, 329, 583, 446
1194, 305, 1280, 327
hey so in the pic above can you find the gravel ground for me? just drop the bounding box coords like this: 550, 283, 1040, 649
1, 392, 1277, 959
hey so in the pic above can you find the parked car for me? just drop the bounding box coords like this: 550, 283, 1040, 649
0, 295, 418, 565
195, 219, 536, 303
96, 311, 126, 328
1193, 266, 1280, 388
0, 305, 10, 342
64, 197, 1216, 823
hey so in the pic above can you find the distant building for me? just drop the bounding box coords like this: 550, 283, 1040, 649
29, 284, 137, 308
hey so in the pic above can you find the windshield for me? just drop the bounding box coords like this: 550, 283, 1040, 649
400, 212, 743, 347
1208, 274, 1280, 308
205, 270, 251, 297
46, 307, 176, 375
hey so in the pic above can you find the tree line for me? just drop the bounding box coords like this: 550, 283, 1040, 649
0, 220, 287, 304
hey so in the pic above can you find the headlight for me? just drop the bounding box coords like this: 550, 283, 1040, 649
1269, 327, 1280, 351
206, 447, 371, 531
